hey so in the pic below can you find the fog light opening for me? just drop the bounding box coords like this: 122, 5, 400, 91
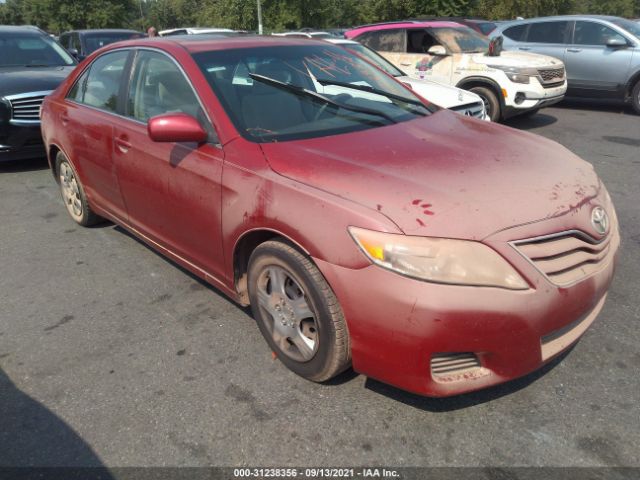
515, 92, 526, 105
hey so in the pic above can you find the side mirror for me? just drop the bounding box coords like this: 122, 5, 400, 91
68, 48, 80, 59
606, 37, 628, 48
427, 45, 447, 56
148, 113, 208, 143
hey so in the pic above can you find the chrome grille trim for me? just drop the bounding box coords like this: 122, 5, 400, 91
511, 225, 619, 287
450, 101, 485, 119
537, 67, 566, 89
5, 90, 52, 125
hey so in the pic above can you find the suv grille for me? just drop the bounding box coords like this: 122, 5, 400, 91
537, 67, 565, 88
513, 226, 619, 287
6, 91, 52, 124
450, 101, 485, 119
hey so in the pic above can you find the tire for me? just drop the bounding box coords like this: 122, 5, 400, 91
247, 240, 351, 382
55, 151, 102, 226
469, 86, 501, 122
632, 80, 640, 115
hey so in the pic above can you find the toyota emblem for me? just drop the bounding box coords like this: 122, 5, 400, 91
591, 206, 609, 236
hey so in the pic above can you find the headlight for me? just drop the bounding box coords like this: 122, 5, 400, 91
349, 227, 528, 290
488, 65, 537, 84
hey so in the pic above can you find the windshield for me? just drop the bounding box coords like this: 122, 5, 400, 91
84, 32, 144, 54
611, 18, 640, 38
429, 27, 490, 54
342, 43, 404, 77
193, 45, 432, 143
0, 32, 75, 67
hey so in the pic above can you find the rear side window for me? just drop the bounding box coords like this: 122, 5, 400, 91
526, 21, 570, 44
573, 21, 626, 46
357, 29, 405, 53
503, 24, 527, 41
126, 50, 202, 122
72, 50, 129, 113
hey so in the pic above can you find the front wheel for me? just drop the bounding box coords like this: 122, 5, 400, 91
469, 86, 501, 122
247, 240, 351, 382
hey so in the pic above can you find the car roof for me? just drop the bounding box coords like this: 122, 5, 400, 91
347, 20, 465, 36
0, 25, 47, 34
105, 35, 336, 53
66, 29, 142, 34
497, 14, 622, 27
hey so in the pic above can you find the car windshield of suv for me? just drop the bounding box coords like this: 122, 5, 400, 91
84, 32, 144, 54
0, 32, 75, 67
194, 45, 432, 143
611, 18, 640, 38
429, 27, 490, 54
342, 43, 405, 78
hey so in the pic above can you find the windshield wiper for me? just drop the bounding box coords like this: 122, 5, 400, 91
249, 73, 397, 124
316, 78, 428, 111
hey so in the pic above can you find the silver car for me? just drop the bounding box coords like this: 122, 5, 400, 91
491, 15, 640, 114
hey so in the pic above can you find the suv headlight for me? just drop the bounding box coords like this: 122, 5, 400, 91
349, 227, 528, 290
488, 65, 537, 84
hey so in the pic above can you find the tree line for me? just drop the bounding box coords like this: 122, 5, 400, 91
1, 0, 639, 34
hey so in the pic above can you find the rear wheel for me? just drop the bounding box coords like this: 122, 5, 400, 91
631, 80, 640, 115
247, 240, 351, 382
55, 152, 102, 226
469, 86, 501, 122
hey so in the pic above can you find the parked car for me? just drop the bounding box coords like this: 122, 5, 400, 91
41, 36, 619, 397
491, 15, 640, 113
0, 25, 76, 162
159, 27, 235, 37
272, 31, 333, 39
326, 38, 488, 120
58, 29, 144, 61
346, 21, 567, 121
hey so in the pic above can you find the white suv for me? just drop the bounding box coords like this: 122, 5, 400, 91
326, 38, 489, 120
346, 21, 568, 121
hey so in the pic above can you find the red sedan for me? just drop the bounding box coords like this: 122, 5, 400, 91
40, 36, 619, 397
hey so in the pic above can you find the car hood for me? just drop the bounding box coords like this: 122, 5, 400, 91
0, 66, 76, 98
260, 110, 600, 240
472, 50, 563, 69
398, 75, 481, 109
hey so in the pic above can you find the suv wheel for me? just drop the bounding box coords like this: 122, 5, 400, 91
247, 240, 351, 382
632, 80, 640, 115
469, 86, 501, 122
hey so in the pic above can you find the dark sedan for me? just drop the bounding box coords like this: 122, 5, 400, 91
0, 26, 76, 162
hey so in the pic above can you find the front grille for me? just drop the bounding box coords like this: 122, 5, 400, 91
450, 101, 485, 119
431, 353, 481, 376
513, 227, 620, 287
537, 67, 565, 88
6, 91, 52, 124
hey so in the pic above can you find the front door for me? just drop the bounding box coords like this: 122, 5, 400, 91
564, 20, 633, 95
113, 49, 226, 279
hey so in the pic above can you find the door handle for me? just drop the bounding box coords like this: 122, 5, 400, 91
60, 112, 69, 126
518, 47, 531, 51
567, 48, 582, 53
115, 137, 132, 153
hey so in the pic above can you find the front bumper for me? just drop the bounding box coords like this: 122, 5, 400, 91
314, 220, 618, 397
0, 122, 46, 162
503, 79, 567, 118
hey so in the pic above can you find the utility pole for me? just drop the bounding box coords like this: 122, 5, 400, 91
257, 0, 263, 35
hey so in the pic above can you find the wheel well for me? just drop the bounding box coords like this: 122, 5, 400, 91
457, 78, 504, 107
626, 71, 640, 99
48, 145, 61, 180
233, 230, 280, 305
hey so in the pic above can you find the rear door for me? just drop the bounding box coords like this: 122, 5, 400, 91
517, 20, 570, 63
113, 48, 226, 278
564, 20, 633, 95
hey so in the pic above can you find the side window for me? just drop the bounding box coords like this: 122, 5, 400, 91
573, 21, 626, 46
71, 33, 81, 52
127, 50, 202, 123
357, 29, 405, 53
81, 50, 129, 112
67, 68, 89, 102
526, 21, 570, 44
59, 34, 70, 49
503, 24, 527, 41
407, 29, 438, 53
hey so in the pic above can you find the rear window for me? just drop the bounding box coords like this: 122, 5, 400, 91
356, 29, 405, 53
526, 21, 570, 44
503, 24, 527, 41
